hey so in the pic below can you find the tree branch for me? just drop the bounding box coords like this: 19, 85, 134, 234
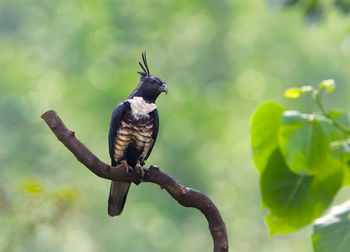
40, 110, 229, 252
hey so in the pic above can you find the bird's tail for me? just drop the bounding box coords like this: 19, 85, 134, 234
108, 181, 131, 216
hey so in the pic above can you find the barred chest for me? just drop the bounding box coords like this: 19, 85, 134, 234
113, 97, 156, 162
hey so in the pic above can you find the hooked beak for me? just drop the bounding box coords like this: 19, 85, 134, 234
160, 83, 168, 95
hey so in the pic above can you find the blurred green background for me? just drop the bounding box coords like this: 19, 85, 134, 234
1, 0, 350, 251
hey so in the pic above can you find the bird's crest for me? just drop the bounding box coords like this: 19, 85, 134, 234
137, 52, 150, 77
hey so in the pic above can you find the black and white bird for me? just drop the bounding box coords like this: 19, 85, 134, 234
108, 52, 168, 216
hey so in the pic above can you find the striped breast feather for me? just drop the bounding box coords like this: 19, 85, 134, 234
113, 120, 153, 160
113, 126, 132, 161
133, 126, 153, 148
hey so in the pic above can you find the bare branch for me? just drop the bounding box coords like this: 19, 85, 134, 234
41, 110, 229, 252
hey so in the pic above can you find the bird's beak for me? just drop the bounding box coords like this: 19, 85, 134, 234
160, 83, 168, 95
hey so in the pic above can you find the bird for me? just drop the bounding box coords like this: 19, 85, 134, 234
107, 52, 168, 216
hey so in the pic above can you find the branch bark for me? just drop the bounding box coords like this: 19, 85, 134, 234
41, 110, 229, 252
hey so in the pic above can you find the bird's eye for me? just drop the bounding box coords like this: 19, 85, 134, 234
151, 79, 161, 85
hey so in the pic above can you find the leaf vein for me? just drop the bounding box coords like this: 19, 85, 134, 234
283, 176, 304, 211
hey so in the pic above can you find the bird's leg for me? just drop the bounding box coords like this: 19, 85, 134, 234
125, 165, 133, 174
135, 160, 144, 177
120, 160, 133, 174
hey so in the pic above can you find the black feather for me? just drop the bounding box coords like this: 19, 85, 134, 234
137, 71, 147, 77
138, 62, 147, 75
108, 102, 129, 216
142, 51, 150, 75
144, 109, 159, 161
108, 103, 126, 165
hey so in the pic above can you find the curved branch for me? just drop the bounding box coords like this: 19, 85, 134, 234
41, 110, 229, 252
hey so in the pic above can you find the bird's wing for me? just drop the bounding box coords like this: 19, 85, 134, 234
108, 102, 126, 166
144, 109, 159, 162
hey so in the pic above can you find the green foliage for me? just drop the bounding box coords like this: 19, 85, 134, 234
261, 149, 342, 235
312, 200, 350, 252
279, 111, 331, 175
251, 102, 285, 173
0, 179, 80, 252
2, 0, 350, 250
251, 80, 350, 250
269, 0, 350, 23
320, 111, 348, 142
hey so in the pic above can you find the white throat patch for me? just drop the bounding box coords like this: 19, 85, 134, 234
126, 97, 156, 119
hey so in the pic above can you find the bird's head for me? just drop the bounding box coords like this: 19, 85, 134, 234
135, 52, 168, 103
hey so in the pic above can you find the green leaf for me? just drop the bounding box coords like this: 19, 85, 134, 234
320, 111, 350, 186
318, 111, 349, 156
279, 111, 331, 175
320, 111, 350, 143
320, 120, 346, 143
329, 110, 350, 128
284, 88, 301, 99
312, 200, 350, 252
330, 140, 350, 186
261, 149, 342, 235
251, 102, 285, 173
